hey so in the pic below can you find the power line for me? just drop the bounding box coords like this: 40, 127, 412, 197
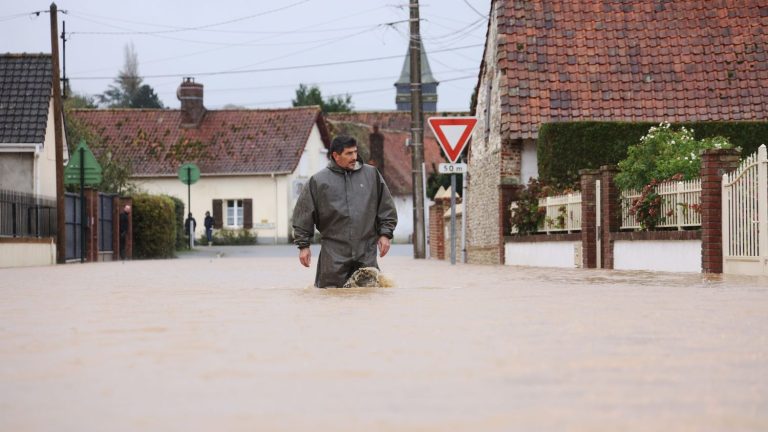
68, 43, 483, 80
461, 0, 489, 19
206, 74, 477, 109
68, 1, 311, 36
197, 68, 479, 93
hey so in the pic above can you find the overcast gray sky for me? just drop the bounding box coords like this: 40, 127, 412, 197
2, 0, 489, 111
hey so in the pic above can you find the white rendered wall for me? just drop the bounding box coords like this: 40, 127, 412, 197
0, 241, 56, 268
504, 241, 579, 268
614, 240, 701, 273
521, 139, 539, 184
392, 195, 412, 243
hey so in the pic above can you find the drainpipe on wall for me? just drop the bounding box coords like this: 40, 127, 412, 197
273, 173, 278, 244
34, 144, 42, 237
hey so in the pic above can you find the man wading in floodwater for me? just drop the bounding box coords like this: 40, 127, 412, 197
292, 135, 397, 288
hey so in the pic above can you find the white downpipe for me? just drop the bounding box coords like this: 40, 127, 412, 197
273, 173, 278, 244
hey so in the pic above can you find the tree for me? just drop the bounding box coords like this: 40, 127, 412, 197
98, 43, 164, 109
292, 83, 352, 113
64, 110, 137, 195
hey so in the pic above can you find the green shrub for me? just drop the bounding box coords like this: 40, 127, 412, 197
131, 193, 176, 259
510, 178, 546, 235
167, 195, 186, 250
615, 122, 733, 190
198, 228, 257, 245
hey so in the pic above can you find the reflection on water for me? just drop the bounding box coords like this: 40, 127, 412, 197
0, 255, 766, 432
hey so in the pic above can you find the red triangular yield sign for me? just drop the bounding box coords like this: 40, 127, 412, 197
427, 117, 477, 163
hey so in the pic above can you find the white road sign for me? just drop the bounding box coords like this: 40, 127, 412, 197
438, 163, 468, 174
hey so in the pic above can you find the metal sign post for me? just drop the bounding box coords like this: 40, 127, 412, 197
429, 117, 476, 266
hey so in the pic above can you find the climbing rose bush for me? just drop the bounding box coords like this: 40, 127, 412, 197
615, 122, 734, 191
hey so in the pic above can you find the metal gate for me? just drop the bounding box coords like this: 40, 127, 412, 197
64, 192, 82, 261
99, 193, 115, 253
722, 145, 768, 275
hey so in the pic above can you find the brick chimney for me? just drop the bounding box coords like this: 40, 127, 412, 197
177, 77, 205, 127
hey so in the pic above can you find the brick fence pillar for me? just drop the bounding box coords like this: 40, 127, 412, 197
84, 188, 99, 262
429, 194, 449, 260
701, 148, 741, 273
580, 169, 600, 268
600, 165, 621, 269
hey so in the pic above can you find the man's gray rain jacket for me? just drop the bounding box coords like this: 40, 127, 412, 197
292, 160, 397, 288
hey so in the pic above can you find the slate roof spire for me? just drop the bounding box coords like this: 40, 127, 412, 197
395, 40, 439, 111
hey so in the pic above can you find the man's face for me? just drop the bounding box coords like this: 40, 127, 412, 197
332, 146, 358, 170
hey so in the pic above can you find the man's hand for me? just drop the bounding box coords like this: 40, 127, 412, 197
377, 235, 391, 258
299, 247, 311, 267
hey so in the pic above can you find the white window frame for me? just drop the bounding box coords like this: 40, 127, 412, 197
226, 199, 243, 228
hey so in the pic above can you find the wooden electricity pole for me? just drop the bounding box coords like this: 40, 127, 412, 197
50, 2, 66, 263
409, 0, 426, 259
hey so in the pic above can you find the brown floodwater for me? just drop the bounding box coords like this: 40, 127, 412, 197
1, 248, 767, 431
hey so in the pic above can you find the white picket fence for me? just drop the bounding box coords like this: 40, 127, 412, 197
621, 178, 702, 230
509, 192, 582, 234
538, 192, 582, 233
722, 145, 768, 275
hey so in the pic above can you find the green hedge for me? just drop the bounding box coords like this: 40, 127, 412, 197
168, 195, 186, 250
132, 194, 177, 259
538, 121, 768, 188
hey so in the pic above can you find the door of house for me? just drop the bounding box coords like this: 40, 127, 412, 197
722, 145, 768, 275
64, 192, 82, 261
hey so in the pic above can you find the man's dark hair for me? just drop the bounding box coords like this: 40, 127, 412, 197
330, 135, 357, 157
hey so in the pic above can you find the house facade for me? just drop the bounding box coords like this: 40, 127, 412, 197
0, 53, 68, 198
468, 0, 768, 264
70, 78, 330, 244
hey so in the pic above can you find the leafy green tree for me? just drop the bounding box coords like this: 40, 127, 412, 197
615, 122, 733, 190
292, 83, 352, 113
98, 43, 164, 109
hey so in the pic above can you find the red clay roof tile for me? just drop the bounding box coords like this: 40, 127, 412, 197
69, 107, 327, 177
486, 0, 768, 139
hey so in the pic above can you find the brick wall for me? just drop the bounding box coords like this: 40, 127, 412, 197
429, 197, 449, 260
466, 5, 506, 265
600, 166, 621, 269
700, 148, 741, 273
580, 169, 600, 268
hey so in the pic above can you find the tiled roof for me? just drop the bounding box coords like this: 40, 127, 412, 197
0, 54, 52, 144
484, 0, 768, 139
327, 112, 451, 196
69, 107, 329, 176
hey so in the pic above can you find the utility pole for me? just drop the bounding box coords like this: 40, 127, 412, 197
61, 20, 68, 98
409, 0, 426, 259
50, 2, 66, 263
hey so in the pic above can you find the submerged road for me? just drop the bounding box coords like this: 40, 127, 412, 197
1, 245, 767, 431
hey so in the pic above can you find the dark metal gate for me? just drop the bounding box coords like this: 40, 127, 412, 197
99, 193, 115, 253
65, 192, 82, 261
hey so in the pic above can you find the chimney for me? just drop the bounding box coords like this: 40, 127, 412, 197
369, 124, 384, 171
177, 77, 205, 127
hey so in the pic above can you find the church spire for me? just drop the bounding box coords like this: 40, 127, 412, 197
394, 40, 439, 111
